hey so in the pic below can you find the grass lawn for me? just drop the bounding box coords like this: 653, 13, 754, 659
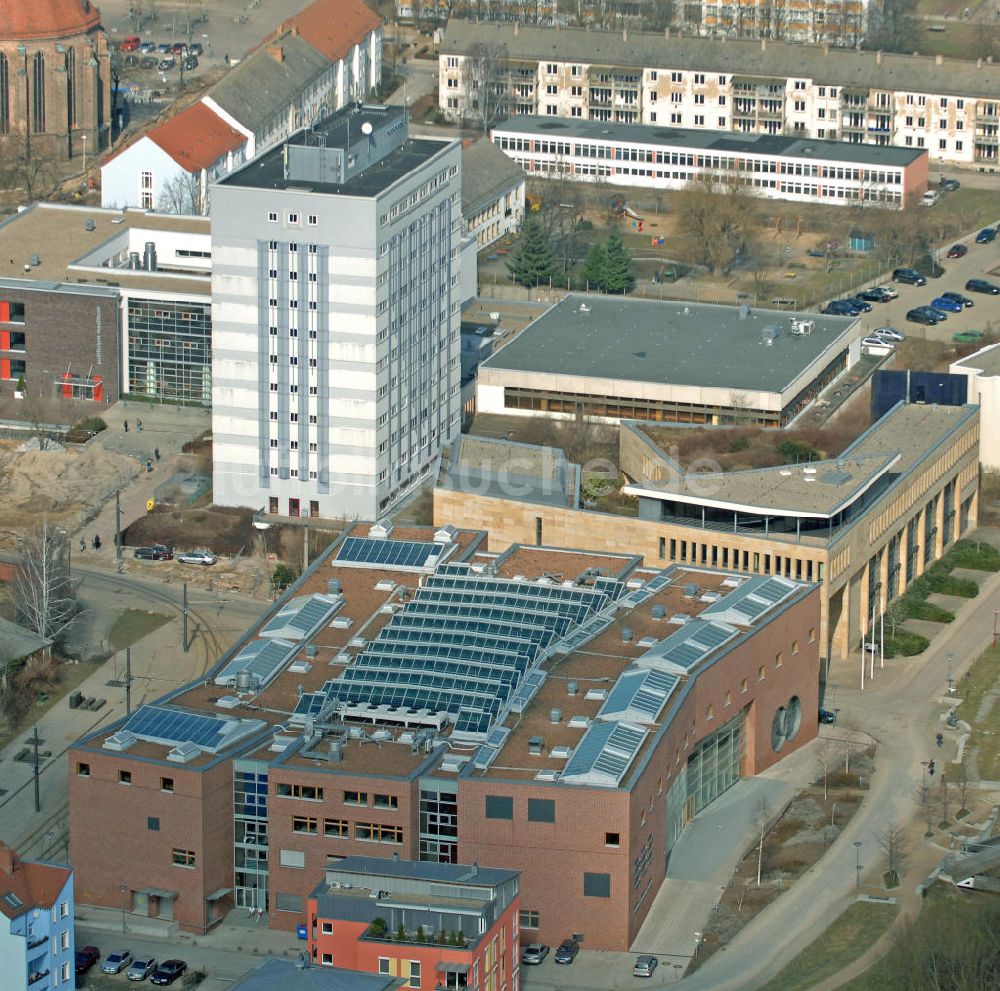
107, 609, 172, 652
760, 901, 899, 991
954, 645, 1000, 779
914, 22, 1000, 61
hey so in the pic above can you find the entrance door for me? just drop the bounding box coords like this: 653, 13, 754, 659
288, 498, 300, 517
132, 891, 149, 917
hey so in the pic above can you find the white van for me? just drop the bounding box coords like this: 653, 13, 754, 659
922, 189, 941, 206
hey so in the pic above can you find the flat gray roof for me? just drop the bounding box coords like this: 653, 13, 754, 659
953, 342, 1000, 376
442, 20, 1000, 100
495, 116, 925, 168
480, 294, 857, 394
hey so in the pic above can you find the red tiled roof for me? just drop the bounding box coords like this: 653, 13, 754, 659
0, 0, 101, 40
278, 0, 381, 64
147, 102, 247, 173
0, 843, 71, 920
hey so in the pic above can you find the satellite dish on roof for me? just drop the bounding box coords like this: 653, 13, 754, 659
361, 121, 373, 135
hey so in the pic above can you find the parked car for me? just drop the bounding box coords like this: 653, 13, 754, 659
927, 306, 949, 320
946, 244, 968, 259
554, 940, 579, 964
633, 955, 659, 977
872, 284, 898, 299
953, 330, 985, 344
139, 41, 156, 53
940, 291, 974, 308
124, 54, 139, 67
119, 36, 141, 51
156, 42, 172, 53
930, 296, 964, 313
151, 960, 188, 986
893, 267, 927, 286
906, 307, 941, 326
128, 956, 157, 981
140, 56, 158, 69
823, 300, 861, 316
170, 42, 188, 55
158, 57, 176, 70
819, 708, 837, 724
846, 296, 873, 312
939, 177, 961, 192
134, 544, 172, 561
965, 278, 1000, 295
182, 55, 199, 70
921, 189, 940, 206
862, 335, 894, 349
856, 287, 892, 303
188, 42, 204, 56
102, 950, 134, 975
974, 227, 997, 244
76, 946, 101, 974
521, 944, 549, 965
874, 327, 905, 342
177, 549, 218, 566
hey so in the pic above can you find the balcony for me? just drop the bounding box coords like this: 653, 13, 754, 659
363, 920, 471, 949
28, 970, 51, 986
27, 935, 47, 949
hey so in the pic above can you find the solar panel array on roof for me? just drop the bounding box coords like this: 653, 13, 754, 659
114, 704, 265, 754
561, 720, 648, 786
336, 537, 447, 571
259, 593, 341, 640
293, 692, 329, 719
699, 575, 799, 626
636, 619, 740, 674
325, 571, 621, 736
598, 667, 679, 724
215, 638, 297, 689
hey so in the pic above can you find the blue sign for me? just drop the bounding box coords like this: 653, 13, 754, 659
297, 924, 308, 940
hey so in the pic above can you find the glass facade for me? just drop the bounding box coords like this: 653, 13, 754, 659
126, 297, 211, 404
419, 778, 458, 863
234, 762, 269, 910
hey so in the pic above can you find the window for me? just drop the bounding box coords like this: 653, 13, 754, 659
758, 665, 766, 681
276, 783, 324, 800
485, 795, 513, 819
410, 961, 421, 989
323, 817, 349, 838
321, 922, 334, 935
59, 901, 69, 919
583, 872, 611, 897
546, 63, 558, 74
725, 690, 732, 706
694, 115, 705, 126
77, 762, 90, 776
809, 627, 816, 643
356, 822, 404, 844
706, 704, 714, 721
279, 849, 306, 869
792, 640, 800, 655
147, 816, 160, 831
344, 790, 367, 806
694, 73, 705, 84
322, 953, 333, 966
307, 214, 318, 225
740, 678, 748, 694
268, 211, 278, 222
519, 910, 540, 929
605, 832, 620, 847
293, 816, 318, 834
62, 962, 71, 982
172, 848, 196, 868
276, 893, 303, 912
161, 776, 174, 793
287, 211, 299, 225
379, 959, 391, 976
527, 798, 555, 822
374, 793, 398, 809
775, 652, 783, 668
119, 770, 132, 785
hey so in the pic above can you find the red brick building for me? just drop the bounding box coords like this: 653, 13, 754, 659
306, 856, 519, 991
69, 525, 820, 949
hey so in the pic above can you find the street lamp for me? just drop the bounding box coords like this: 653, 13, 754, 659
946, 652, 955, 693
853, 841, 863, 890
81, 133, 87, 173
120, 883, 128, 933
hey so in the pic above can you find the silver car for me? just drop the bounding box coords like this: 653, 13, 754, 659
874, 327, 905, 342
177, 549, 218, 565
633, 955, 658, 977
101, 950, 133, 975
128, 957, 157, 981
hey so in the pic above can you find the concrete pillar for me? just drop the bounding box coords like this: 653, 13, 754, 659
859, 560, 871, 641
934, 494, 945, 560
878, 547, 890, 612
915, 506, 927, 578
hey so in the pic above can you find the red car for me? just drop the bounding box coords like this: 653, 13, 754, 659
76, 946, 101, 974
119, 36, 141, 52
946, 244, 968, 259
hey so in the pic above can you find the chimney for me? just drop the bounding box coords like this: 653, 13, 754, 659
623, 28, 629, 42
936, 54, 944, 65
876, 50, 882, 65
267, 43, 284, 63
0, 844, 15, 877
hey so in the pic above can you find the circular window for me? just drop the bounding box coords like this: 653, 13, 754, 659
770, 706, 787, 752
785, 696, 802, 741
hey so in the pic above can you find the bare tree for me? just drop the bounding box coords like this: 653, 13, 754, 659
816, 741, 836, 800
11, 520, 77, 645
951, 763, 970, 816
464, 43, 510, 134
916, 776, 934, 838
937, 775, 951, 828
874, 821, 910, 885
753, 794, 770, 886
675, 176, 759, 274
158, 170, 205, 215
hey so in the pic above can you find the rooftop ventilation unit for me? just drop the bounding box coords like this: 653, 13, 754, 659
721, 577, 743, 588
535, 769, 560, 782
235, 669, 256, 694
289, 659, 312, 674
739, 303, 751, 319
568, 715, 591, 729
803, 466, 817, 475
103, 730, 137, 752
329, 741, 342, 762
790, 318, 814, 336
637, 636, 659, 649
700, 591, 723, 603
528, 736, 544, 755
327, 579, 342, 595
550, 708, 562, 724
550, 746, 573, 759
348, 637, 366, 648
622, 627, 633, 643
167, 741, 201, 763
578, 303, 591, 313
331, 616, 353, 629
584, 688, 608, 701
374, 579, 396, 592
304, 644, 318, 658
670, 613, 691, 624
567, 681, 578, 696
85, 219, 96, 232
215, 695, 241, 709
651, 604, 667, 620
761, 325, 779, 346
143, 241, 157, 272
683, 583, 699, 597
371, 729, 392, 742
368, 519, 393, 539
434, 524, 458, 543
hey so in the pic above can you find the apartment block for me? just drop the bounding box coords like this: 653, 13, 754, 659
700, 0, 868, 46
210, 104, 463, 521
440, 21, 1000, 166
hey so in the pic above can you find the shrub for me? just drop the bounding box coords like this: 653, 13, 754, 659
776, 439, 819, 463
885, 631, 930, 657
729, 435, 750, 453
272, 563, 299, 591
73, 416, 107, 434
903, 600, 954, 623
369, 917, 387, 938
946, 539, 1000, 572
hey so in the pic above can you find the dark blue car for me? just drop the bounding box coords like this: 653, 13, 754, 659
930, 296, 963, 313
975, 227, 997, 244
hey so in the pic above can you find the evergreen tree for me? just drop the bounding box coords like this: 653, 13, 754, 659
507, 218, 556, 288
603, 229, 634, 294
583, 242, 607, 290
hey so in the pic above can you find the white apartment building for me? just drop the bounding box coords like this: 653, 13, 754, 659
440, 21, 1000, 167
699, 0, 868, 47
461, 137, 526, 247
492, 116, 928, 208
210, 105, 463, 521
